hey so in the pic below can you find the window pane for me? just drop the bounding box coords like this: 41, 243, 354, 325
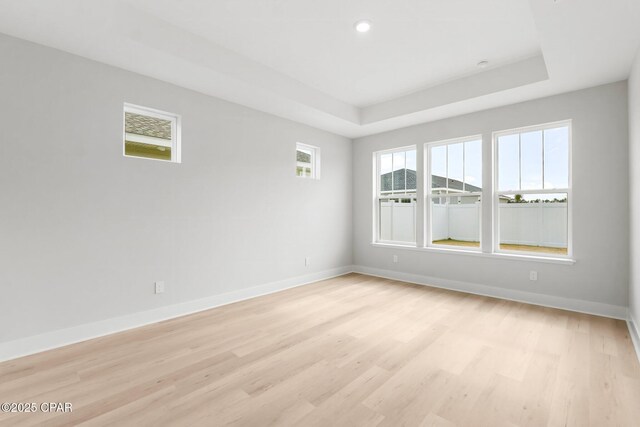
447, 143, 463, 190
124, 141, 171, 161
379, 198, 416, 243
498, 134, 520, 191
406, 150, 417, 191
544, 127, 569, 189
392, 151, 406, 191
296, 149, 311, 164
379, 199, 392, 241
498, 193, 568, 255
464, 139, 482, 192
380, 153, 392, 192
431, 195, 481, 248
431, 145, 447, 193
520, 131, 543, 190
124, 111, 174, 162
125, 112, 172, 139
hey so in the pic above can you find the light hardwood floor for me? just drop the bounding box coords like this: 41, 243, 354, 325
1, 273, 639, 426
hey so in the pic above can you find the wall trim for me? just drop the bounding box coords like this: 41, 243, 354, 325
628, 314, 640, 364
353, 265, 628, 320
0, 266, 354, 363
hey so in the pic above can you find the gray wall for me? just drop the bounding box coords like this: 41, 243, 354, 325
0, 34, 352, 343
630, 50, 640, 324
353, 82, 629, 308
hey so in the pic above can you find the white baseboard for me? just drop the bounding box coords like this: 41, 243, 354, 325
352, 265, 628, 320
0, 266, 354, 363
628, 314, 640, 364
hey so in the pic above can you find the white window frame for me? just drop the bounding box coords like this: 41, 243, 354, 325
123, 103, 181, 163
492, 120, 572, 258
373, 145, 417, 245
296, 142, 320, 179
424, 135, 483, 251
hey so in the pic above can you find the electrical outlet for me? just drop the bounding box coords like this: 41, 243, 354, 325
305, 257, 311, 267
393, 255, 398, 263
155, 281, 165, 294
529, 271, 538, 281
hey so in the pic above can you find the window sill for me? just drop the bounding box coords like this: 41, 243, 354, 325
371, 242, 576, 265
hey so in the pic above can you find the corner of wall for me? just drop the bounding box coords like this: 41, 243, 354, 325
629, 46, 640, 327
350, 137, 357, 267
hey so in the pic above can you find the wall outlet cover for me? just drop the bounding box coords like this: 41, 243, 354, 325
155, 281, 165, 294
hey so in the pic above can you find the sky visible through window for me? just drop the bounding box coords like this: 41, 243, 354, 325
498, 126, 569, 200
380, 127, 566, 199
431, 140, 482, 191
464, 140, 482, 189
379, 149, 416, 192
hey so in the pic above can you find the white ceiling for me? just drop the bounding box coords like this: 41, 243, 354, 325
128, 0, 541, 107
0, 0, 639, 138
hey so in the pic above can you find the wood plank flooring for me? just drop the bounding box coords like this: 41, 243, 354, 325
1, 273, 639, 426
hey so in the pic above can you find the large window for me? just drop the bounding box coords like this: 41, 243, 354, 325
425, 137, 482, 250
372, 121, 572, 260
494, 122, 571, 256
375, 147, 417, 244
124, 104, 180, 163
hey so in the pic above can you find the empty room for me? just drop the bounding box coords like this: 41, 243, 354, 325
2, 0, 640, 426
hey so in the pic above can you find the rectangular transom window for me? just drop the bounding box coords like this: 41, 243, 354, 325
296, 142, 320, 179
375, 147, 417, 244
425, 136, 482, 250
124, 104, 181, 163
494, 121, 571, 256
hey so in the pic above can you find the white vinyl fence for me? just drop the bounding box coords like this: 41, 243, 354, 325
432, 203, 480, 242
380, 201, 416, 243
381, 202, 567, 248
499, 202, 567, 248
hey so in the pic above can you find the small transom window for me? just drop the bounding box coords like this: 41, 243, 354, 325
124, 104, 180, 163
296, 142, 320, 179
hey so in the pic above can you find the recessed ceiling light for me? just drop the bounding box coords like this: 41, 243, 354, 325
354, 20, 371, 33
477, 60, 489, 69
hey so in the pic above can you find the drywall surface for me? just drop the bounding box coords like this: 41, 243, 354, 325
0, 34, 352, 343
630, 49, 640, 326
353, 82, 629, 308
